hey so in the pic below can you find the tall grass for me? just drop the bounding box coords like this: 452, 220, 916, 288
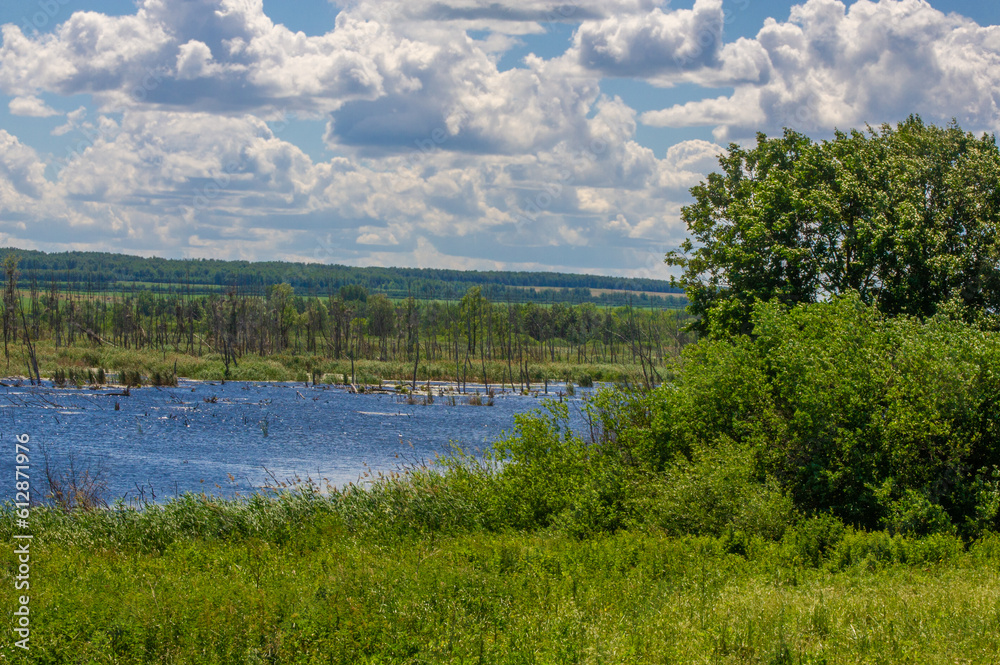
8, 296, 1000, 661
2, 492, 999, 664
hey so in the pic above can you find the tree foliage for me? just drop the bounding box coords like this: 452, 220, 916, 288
669, 116, 1000, 335
483, 297, 1000, 537
639, 296, 1000, 534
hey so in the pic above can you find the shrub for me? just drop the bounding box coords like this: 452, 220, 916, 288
622, 295, 1000, 535
441, 400, 632, 534
781, 513, 847, 568
632, 441, 793, 540
884, 489, 956, 536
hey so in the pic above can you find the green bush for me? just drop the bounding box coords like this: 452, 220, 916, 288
781, 513, 847, 568
406, 295, 1000, 543
432, 401, 632, 535
884, 489, 956, 536
630, 441, 793, 540
620, 295, 1000, 536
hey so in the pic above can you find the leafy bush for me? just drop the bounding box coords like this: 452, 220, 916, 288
781, 513, 847, 568
883, 489, 956, 536
625, 295, 1000, 536
631, 441, 793, 540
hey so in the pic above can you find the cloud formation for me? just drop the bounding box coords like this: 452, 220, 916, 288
0, 0, 997, 275
575, 0, 725, 76
8, 95, 60, 117
642, 0, 1000, 140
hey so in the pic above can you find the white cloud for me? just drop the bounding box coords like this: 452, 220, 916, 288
574, 0, 725, 76
8, 95, 60, 117
0, 98, 692, 273
569, 0, 771, 87
0, 1, 385, 116
655, 139, 724, 191
0, 130, 51, 202
6, 0, 995, 276
175, 40, 224, 80
0, 0, 707, 275
642, 0, 1000, 139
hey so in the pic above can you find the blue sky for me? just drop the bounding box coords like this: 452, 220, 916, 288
0, 0, 998, 277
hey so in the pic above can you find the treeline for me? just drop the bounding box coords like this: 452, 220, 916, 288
0, 248, 685, 307
2, 259, 695, 386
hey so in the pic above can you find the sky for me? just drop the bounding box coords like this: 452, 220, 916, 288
0, 0, 999, 278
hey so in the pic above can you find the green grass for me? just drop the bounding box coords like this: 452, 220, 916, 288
2, 493, 999, 664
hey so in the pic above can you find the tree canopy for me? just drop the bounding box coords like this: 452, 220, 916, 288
668, 116, 1000, 335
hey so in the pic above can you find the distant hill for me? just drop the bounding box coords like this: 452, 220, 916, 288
0, 248, 685, 307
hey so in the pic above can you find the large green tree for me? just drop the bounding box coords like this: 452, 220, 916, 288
668, 116, 1000, 335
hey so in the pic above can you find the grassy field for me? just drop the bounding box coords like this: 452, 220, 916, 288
2, 492, 999, 664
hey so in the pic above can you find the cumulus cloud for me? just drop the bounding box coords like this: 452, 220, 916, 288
0, 0, 707, 274
325, 50, 603, 155
0, 0, 612, 156
574, 0, 724, 76
0, 130, 51, 202
568, 0, 771, 86
0, 0, 648, 158
642, 0, 1000, 139
0, 0, 386, 116
8, 95, 60, 117
0, 95, 691, 273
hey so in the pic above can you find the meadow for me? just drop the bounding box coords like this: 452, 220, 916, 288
2, 487, 999, 664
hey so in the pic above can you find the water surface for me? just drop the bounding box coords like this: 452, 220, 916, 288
0, 380, 593, 503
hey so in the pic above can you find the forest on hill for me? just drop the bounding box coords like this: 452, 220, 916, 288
0, 248, 685, 308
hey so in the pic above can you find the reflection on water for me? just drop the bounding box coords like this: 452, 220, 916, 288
0, 380, 594, 502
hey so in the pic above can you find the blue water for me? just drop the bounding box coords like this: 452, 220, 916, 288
0, 380, 594, 503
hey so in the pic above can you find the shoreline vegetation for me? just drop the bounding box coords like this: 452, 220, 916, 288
2, 344, 658, 389
3, 491, 999, 663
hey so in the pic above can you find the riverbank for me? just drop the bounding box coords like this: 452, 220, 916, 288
6, 342, 651, 387
2, 492, 998, 663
